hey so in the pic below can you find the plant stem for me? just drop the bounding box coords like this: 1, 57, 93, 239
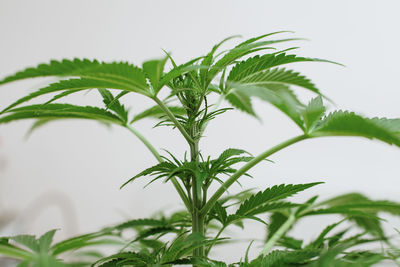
190, 134, 205, 260
153, 96, 194, 143
259, 212, 296, 256
126, 125, 163, 162
125, 125, 192, 212
201, 134, 308, 216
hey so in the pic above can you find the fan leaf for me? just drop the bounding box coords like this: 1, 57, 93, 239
0, 59, 150, 94
310, 111, 400, 147
0, 104, 125, 126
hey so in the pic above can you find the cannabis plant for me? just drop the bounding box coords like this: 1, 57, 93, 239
1, 32, 400, 266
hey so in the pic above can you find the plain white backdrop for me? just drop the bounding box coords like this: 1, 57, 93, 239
1, 0, 400, 262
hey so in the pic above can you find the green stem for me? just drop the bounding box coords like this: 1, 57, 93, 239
126, 125, 163, 162
201, 134, 308, 216
190, 138, 205, 260
260, 212, 296, 256
153, 96, 194, 143
126, 125, 192, 212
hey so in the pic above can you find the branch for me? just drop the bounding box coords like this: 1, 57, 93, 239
152, 96, 194, 143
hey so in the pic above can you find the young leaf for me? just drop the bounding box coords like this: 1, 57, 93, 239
38, 230, 57, 252
98, 88, 128, 123
302, 96, 326, 131
207, 36, 303, 84
142, 57, 168, 93
199, 35, 241, 85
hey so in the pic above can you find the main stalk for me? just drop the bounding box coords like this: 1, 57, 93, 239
189, 127, 205, 260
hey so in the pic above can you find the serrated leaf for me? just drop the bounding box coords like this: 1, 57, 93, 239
10, 235, 40, 253
0, 78, 128, 114
98, 88, 128, 122
93, 252, 149, 267
236, 183, 322, 217
229, 83, 305, 129
0, 59, 150, 94
120, 162, 177, 188
0, 104, 125, 125
207, 37, 303, 84
225, 90, 256, 116
310, 111, 400, 147
250, 249, 320, 267
228, 53, 337, 83
229, 67, 320, 95
200, 35, 241, 85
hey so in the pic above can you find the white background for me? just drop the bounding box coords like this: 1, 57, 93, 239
0, 0, 400, 263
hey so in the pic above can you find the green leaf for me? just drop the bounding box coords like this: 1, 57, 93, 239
199, 35, 241, 85
229, 84, 305, 129
236, 202, 297, 218
0, 104, 125, 126
130, 105, 186, 123
236, 183, 322, 216
0, 243, 34, 261
0, 59, 150, 95
38, 229, 57, 252
302, 96, 326, 131
250, 249, 320, 267
51, 230, 113, 256
0, 78, 128, 114
120, 162, 177, 188
98, 88, 128, 122
306, 220, 344, 249
228, 67, 320, 95
310, 111, 400, 147
207, 35, 303, 83
142, 56, 168, 93
115, 218, 168, 231
314, 201, 400, 216
25, 119, 56, 138
225, 90, 256, 116
158, 57, 204, 89
93, 252, 149, 267
10, 235, 40, 253
228, 53, 337, 83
